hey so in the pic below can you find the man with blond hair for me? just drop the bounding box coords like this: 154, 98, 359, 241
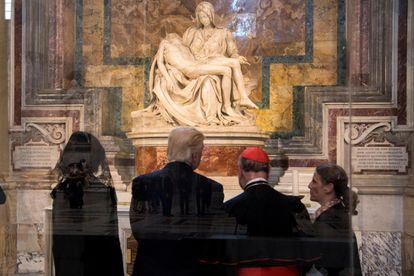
130, 127, 224, 276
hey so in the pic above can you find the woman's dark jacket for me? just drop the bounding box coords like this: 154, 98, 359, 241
51, 176, 124, 276
313, 203, 362, 276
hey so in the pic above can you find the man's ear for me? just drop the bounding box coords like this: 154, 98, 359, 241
190, 150, 202, 169
190, 152, 197, 167
238, 168, 247, 189
240, 168, 247, 178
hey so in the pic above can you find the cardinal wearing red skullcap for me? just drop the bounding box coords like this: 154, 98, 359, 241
240, 146, 270, 163
223, 147, 310, 276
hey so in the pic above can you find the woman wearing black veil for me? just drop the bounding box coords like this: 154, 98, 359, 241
51, 131, 124, 276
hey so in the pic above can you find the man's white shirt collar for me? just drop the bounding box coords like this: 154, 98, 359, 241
244, 177, 268, 190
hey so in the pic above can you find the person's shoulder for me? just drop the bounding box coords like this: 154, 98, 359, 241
317, 204, 349, 225
182, 26, 199, 41
223, 192, 249, 217
328, 203, 348, 218
224, 191, 248, 207
323, 202, 346, 215
283, 194, 307, 211
193, 172, 223, 189
132, 169, 165, 185
315, 206, 350, 235
266, 188, 306, 210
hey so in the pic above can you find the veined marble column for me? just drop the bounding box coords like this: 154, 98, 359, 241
0, 0, 9, 174
0, 0, 14, 275
403, 1, 414, 275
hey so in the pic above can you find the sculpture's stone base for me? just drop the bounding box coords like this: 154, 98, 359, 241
131, 145, 245, 199
134, 145, 245, 176
128, 125, 268, 147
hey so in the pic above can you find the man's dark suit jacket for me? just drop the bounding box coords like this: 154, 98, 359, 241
225, 180, 309, 237
129, 161, 225, 276
222, 180, 311, 269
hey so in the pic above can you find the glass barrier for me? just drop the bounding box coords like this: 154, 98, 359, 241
0, 0, 413, 275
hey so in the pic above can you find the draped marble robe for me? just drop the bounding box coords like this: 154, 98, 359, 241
142, 26, 254, 127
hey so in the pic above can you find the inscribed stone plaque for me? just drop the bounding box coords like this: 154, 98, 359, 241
352, 146, 409, 173
13, 145, 60, 169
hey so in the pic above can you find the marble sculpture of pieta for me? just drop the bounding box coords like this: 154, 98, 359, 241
135, 1, 258, 127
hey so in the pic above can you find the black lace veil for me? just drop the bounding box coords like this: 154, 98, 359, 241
54, 131, 113, 187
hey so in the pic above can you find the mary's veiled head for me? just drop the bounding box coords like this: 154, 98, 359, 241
195, 1, 216, 28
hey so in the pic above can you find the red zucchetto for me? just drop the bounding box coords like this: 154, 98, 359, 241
240, 147, 269, 163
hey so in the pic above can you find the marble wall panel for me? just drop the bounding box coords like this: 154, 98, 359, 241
359, 0, 371, 84
348, 0, 371, 86
3, 189, 17, 225
404, 195, 414, 236
63, 0, 76, 88
48, 0, 64, 89
120, 86, 144, 133
313, 0, 337, 41
14, 0, 22, 125
403, 233, 414, 275
78, 0, 343, 133
312, 40, 337, 65
16, 251, 44, 274
110, 0, 148, 58
101, 90, 122, 136
302, 63, 337, 85
271, 64, 288, 86
360, 231, 402, 276
354, 195, 403, 232
109, 0, 306, 58
85, 65, 144, 87
254, 85, 293, 131
404, 194, 414, 276
0, 190, 17, 275
253, 0, 306, 56
16, 190, 51, 224
17, 224, 44, 253
252, 0, 339, 132
83, 0, 104, 66
85, 65, 145, 131
348, 0, 361, 86
397, 0, 408, 125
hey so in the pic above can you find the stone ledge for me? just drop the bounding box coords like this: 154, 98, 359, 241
127, 126, 269, 146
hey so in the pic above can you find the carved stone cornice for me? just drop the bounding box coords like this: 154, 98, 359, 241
353, 175, 411, 195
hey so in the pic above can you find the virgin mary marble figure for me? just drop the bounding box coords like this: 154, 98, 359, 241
133, 1, 258, 127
